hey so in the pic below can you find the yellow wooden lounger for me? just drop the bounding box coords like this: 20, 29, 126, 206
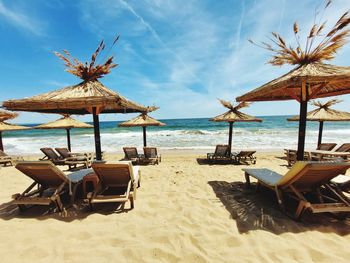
87, 161, 141, 211
243, 161, 350, 219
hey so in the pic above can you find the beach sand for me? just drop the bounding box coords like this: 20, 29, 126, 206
0, 151, 350, 262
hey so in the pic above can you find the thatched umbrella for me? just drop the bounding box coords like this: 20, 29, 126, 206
119, 106, 165, 147
236, 3, 350, 160
0, 111, 30, 151
35, 115, 93, 151
287, 99, 350, 146
2, 39, 147, 160
210, 100, 262, 152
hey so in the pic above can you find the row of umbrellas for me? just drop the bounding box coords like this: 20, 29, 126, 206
2, 97, 348, 154
0, 109, 165, 152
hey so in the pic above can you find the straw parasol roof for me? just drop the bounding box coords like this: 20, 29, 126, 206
0, 115, 30, 151
2, 38, 147, 159
236, 2, 350, 160
119, 106, 165, 147
3, 80, 147, 114
119, 114, 165, 127
210, 100, 261, 152
0, 122, 29, 132
0, 110, 18, 122
287, 99, 350, 121
34, 115, 93, 151
210, 100, 262, 122
35, 115, 93, 129
236, 63, 350, 102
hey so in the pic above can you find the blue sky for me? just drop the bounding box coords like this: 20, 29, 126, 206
0, 0, 350, 124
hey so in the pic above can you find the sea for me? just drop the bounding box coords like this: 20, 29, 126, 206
3, 115, 350, 155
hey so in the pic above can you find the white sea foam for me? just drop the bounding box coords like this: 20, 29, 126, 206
4, 127, 350, 155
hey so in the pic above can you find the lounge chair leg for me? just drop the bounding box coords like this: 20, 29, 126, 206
245, 172, 251, 188
275, 186, 285, 211
295, 201, 306, 220
130, 196, 134, 209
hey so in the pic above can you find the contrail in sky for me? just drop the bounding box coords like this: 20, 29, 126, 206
119, 0, 205, 86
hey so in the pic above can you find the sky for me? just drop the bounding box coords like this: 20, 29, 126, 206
0, 0, 350, 124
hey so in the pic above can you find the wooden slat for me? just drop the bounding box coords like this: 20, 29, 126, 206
310, 203, 350, 213
12, 197, 52, 205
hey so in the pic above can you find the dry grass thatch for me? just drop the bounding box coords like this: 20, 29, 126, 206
236, 63, 350, 102
35, 115, 93, 129
210, 99, 262, 122
119, 108, 166, 127
54, 37, 119, 81
0, 122, 30, 132
250, 1, 350, 66
288, 98, 350, 121
3, 80, 147, 114
0, 110, 18, 122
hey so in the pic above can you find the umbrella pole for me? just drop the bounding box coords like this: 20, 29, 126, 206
66, 128, 71, 152
228, 122, 233, 154
0, 131, 3, 151
92, 107, 102, 160
297, 82, 309, 161
317, 121, 324, 147
143, 126, 147, 147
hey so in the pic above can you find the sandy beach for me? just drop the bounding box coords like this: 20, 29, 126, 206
1, 151, 350, 263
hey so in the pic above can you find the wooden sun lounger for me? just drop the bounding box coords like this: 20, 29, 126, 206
0, 150, 24, 167
87, 161, 141, 211
0, 150, 13, 167
40, 147, 90, 170
123, 147, 144, 165
207, 145, 231, 162
284, 149, 311, 166
12, 161, 93, 212
243, 162, 350, 220
55, 147, 93, 167
232, 151, 257, 164
317, 143, 337, 151
311, 143, 350, 161
143, 147, 161, 165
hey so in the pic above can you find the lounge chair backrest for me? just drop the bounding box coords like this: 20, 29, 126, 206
144, 147, 157, 158
335, 143, 350, 152
215, 145, 230, 157
40, 148, 61, 160
55, 148, 71, 158
277, 162, 350, 189
316, 143, 337, 151
92, 161, 134, 187
123, 147, 138, 159
16, 161, 68, 187
0, 150, 8, 157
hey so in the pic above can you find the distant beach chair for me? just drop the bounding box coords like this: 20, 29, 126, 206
317, 143, 337, 151
122, 147, 143, 164
12, 161, 92, 212
0, 150, 14, 167
55, 147, 94, 166
331, 174, 350, 194
243, 161, 350, 220
40, 147, 90, 170
232, 151, 256, 164
143, 147, 161, 165
284, 149, 313, 166
334, 143, 350, 153
87, 161, 141, 211
311, 143, 350, 161
207, 145, 231, 162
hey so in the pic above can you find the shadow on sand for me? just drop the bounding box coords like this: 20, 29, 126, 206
196, 158, 237, 165
208, 180, 350, 235
0, 200, 132, 222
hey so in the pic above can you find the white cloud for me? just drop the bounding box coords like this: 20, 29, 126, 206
76, 0, 350, 118
0, 1, 45, 36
